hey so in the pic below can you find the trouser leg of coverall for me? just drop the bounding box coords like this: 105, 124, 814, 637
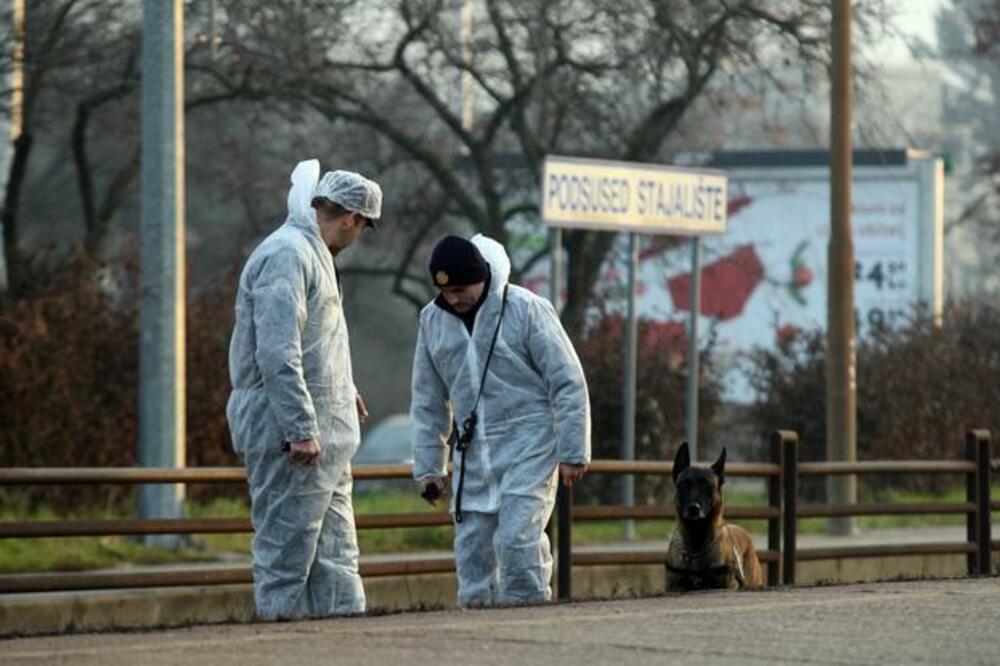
496, 493, 556, 605
453, 511, 499, 607
303, 463, 366, 616
249, 461, 330, 619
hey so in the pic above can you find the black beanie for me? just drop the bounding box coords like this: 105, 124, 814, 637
428, 235, 489, 287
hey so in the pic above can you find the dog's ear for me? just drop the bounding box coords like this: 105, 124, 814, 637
672, 442, 690, 484
711, 446, 727, 486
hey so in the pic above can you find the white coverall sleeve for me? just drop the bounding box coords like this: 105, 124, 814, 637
526, 297, 592, 465
251, 248, 320, 444
410, 320, 452, 480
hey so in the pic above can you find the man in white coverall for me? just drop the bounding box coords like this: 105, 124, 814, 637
227, 159, 381, 619
410, 234, 591, 607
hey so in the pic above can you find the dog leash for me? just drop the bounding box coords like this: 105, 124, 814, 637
726, 525, 747, 586
451, 284, 508, 524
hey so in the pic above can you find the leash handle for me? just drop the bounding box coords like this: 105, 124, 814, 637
454, 445, 468, 523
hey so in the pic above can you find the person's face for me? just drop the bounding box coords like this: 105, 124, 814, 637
318, 209, 373, 255
439, 282, 485, 313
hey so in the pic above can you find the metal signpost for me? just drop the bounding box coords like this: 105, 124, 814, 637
541, 155, 728, 526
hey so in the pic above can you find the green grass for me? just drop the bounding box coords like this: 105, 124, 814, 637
570, 484, 1000, 543
796, 485, 1000, 534
192, 492, 456, 555
0, 504, 219, 574
2, 485, 997, 574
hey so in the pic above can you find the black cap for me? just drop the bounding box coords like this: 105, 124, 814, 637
428, 235, 489, 287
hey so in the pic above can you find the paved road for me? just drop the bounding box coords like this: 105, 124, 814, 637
2, 578, 998, 665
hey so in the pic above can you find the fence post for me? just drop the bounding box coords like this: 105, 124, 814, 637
966, 431, 978, 576
768, 431, 783, 587
557, 475, 573, 600
779, 430, 798, 586
969, 430, 992, 576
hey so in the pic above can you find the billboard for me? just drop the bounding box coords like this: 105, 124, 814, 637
521, 151, 944, 402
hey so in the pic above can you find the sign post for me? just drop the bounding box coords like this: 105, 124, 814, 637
541, 155, 728, 496
685, 237, 703, 459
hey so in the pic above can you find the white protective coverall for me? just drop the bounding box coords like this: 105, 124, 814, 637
227, 160, 365, 619
410, 235, 591, 606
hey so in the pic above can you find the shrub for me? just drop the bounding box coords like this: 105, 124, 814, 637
0, 249, 239, 510
576, 313, 723, 505
745, 303, 1000, 495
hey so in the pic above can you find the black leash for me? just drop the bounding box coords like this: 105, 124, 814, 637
453, 285, 508, 524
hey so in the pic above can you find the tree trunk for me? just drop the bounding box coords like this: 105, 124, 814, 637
2, 131, 34, 292
560, 228, 618, 342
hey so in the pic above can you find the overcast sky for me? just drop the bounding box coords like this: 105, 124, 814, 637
881, 0, 945, 64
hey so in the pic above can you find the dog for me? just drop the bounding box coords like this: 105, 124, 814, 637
665, 442, 764, 592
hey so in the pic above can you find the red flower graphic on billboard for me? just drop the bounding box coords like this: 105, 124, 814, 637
784, 240, 813, 305
667, 244, 765, 321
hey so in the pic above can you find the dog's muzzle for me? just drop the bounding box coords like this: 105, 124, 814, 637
682, 504, 706, 520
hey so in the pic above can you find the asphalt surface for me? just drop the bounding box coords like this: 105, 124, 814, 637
2, 578, 998, 665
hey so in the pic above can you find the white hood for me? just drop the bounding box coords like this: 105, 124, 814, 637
470, 233, 511, 293
286, 159, 319, 226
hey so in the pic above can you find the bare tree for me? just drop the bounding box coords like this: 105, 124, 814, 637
0, 1, 145, 288
930, 0, 1000, 295
0, 0, 284, 288
208, 1, 890, 335
0, 1, 894, 319
963, 0, 1000, 232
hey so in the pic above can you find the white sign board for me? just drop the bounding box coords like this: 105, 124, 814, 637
542, 155, 728, 235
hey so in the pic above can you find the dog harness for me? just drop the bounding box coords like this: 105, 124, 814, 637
666, 525, 747, 588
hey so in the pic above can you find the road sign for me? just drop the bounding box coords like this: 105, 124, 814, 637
542, 155, 728, 235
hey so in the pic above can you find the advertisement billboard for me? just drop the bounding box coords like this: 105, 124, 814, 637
522, 150, 944, 402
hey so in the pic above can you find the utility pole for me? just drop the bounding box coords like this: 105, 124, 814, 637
137, 0, 187, 547
827, 0, 857, 535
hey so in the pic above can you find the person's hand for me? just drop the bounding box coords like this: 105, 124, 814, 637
559, 462, 588, 487
355, 393, 369, 425
418, 475, 447, 505
287, 439, 321, 466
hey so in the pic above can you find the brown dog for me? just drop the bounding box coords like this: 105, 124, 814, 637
665, 442, 763, 591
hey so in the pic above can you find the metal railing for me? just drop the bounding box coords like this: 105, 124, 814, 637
0, 463, 456, 594
0, 430, 995, 598
554, 446, 784, 600
775, 429, 995, 585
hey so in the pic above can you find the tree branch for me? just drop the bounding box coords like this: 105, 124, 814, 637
394, 0, 476, 151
